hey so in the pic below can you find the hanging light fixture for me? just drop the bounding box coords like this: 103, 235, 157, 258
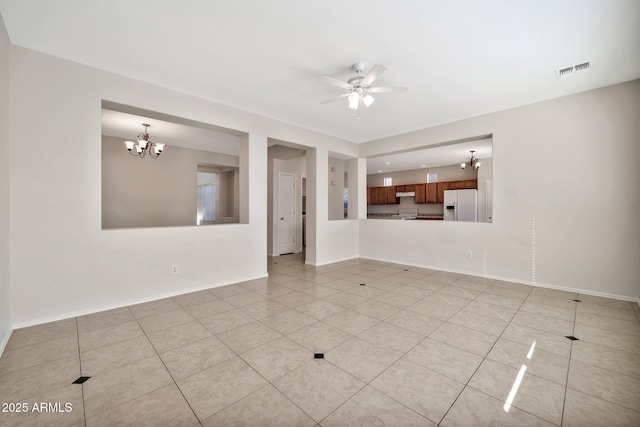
124, 123, 165, 159
461, 150, 481, 171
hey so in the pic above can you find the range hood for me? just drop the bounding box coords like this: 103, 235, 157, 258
396, 191, 415, 197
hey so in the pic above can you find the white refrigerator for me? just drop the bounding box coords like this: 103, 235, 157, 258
443, 189, 477, 222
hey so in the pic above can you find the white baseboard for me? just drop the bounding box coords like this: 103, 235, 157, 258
358, 255, 638, 302
0, 325, 13, 358
312, 255, 360, 267
11, 273, 268, 330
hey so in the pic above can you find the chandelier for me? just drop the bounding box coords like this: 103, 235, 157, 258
124, 123, 165, 159
461, 150, 481, 171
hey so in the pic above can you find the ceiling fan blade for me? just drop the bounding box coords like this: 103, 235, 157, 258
360, 64, 387, 87
319, 76, 351, 89
320, 93, 349, 104
369, 86, 408, 93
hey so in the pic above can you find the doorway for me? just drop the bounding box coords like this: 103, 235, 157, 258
267, 140, 311, 264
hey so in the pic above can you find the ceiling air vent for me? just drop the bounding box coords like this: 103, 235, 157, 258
574, 61, 590, 72
557, 66, 574, 79
556, 61, 590, 79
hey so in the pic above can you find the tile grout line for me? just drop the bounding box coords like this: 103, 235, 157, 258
559, 297, 579, 427
133, 309, 201, 425
75, 316, 88, 425
435, 282, 561, 426
257, 268, 435, 424
189, 302, 320, 425
235, 351, 320, 424
435, 281, 531, 424
322, 278, 486, 426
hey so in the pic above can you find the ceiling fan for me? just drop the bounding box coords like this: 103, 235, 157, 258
319, 62, 407, 114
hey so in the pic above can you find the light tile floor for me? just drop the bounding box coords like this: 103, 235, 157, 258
1, 254, 640, 426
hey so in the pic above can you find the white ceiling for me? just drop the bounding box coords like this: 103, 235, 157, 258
1, 0, 639, 144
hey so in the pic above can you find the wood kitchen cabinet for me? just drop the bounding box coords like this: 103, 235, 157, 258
436, 182, 450, 203
368, 187, 378, 205
377, 187, 387, 204
366, 186, 400, 205
426, 183, 437, 203
386, 186, 399, 204
414, 184, 426, 204
461, 179, 478, 189
437, 180, 477, 202
368, 180, 475, 205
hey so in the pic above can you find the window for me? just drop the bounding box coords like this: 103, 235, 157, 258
383, 177, 392, 186
197, 172, 217, 225
427, 173, 437, 183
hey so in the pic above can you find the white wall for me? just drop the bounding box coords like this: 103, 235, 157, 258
9, 46, 358, 327
477, 158, 493, 222
328, 157, 345, 220
359, 81, 640, 300
0, 14, 11, 352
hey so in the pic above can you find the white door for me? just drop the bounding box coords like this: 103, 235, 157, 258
278, 173, 295, 255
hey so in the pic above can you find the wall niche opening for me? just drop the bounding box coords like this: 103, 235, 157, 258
366, 136, 493, 223
101, 101, 247, 229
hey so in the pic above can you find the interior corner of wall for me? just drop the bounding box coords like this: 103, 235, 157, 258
0, 324, 13, 358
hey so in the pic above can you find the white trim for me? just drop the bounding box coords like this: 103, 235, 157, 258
311, 255, 360, 267
358, 255, 638, 302
0, 326, 13, 358
11, 273, 268, 330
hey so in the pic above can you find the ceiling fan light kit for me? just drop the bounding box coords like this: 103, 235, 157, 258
320, 62, 407, 117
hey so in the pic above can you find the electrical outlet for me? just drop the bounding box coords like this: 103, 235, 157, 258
171, 265, 179, 275
466, 251, 473, 259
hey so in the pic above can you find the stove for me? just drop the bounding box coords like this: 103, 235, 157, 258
391, 208, 418, 220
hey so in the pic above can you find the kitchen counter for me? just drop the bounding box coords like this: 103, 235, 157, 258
367, 213, 443, 220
